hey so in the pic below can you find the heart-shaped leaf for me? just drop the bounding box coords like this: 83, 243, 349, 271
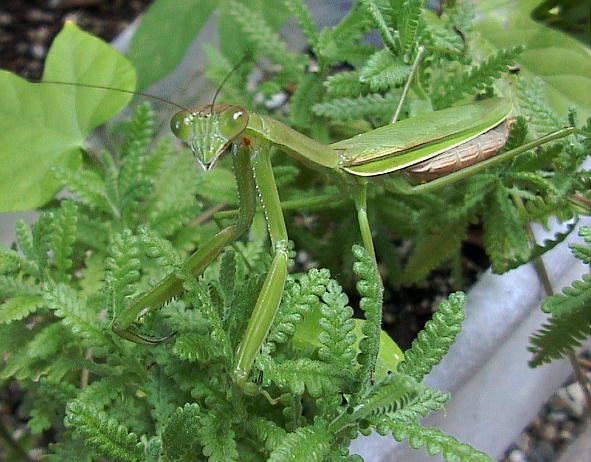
0, 22, 136, 212
474, 0, 591, 118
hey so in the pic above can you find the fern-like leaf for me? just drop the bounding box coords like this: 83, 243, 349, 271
569, 227, 591, 264
0, 246, 37, 276
104, 229, 142, 307
268, 420, 331, 462
498, 219, 578, 273
421, 18, 464, 56
397, 0, 424, 60
318, 279, 357, 368
312, 93, 400, 121
518, 77, 563, 136
64, 401, 144, 462
118, 103, 155, 212
398, 292, 465, 381
351, 374, 422, 421
53, 166, 113, 216
401, 220, 467, 286
0, 275, 40, 299
244, 417, 287, 453
228, 1, 304, 74
433, 47, 523, 109
385, 420, 494, 461
284, 0, 317, 44
0, 294, 43, 323
352, 245, 383, 386
47, 200, 78, 277
267, 268, 331, 351
482, 186, 530, 274
261, 357, 351, 397
197, 411, 239, 462
161, 403, 202, 460
386, 386, 449, 422
359, 50, 411, 91
172, 330, 222, 362
359, 0, 397, 53
77, 376, 128, 409
43, 282, 109, 346
529, 277, 591, 367
325, 71, 369, 98
16, 218, 36, 262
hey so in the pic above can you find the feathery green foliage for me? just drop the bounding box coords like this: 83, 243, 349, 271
65, 401, 144, 462
353, 245, 383, 390
529, 226, 591, 367
1, 1, 588, 461
384, 420, 495, 461
0, 99, 477, 457
398, 292, 465, 381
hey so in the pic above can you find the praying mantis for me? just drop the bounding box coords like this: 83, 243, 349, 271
40, 62, 584, 390
108, 94, 580, 388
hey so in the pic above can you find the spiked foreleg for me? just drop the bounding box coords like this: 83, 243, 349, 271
112, 144, 257, 343
233, 146, 290, 385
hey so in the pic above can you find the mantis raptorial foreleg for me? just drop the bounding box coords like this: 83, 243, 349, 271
234, 145, 290, 384
112, 144, 257, 344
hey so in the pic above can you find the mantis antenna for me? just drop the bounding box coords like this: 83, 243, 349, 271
209, 55, 249, 114
33, 80, 191, 112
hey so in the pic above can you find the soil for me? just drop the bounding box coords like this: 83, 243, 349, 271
0, 0, 151, 80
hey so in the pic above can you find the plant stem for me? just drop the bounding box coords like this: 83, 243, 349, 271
392, 45, 425, 124
512, 194, 591, 418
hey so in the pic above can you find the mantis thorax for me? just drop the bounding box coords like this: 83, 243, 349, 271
170, 104, 248, 170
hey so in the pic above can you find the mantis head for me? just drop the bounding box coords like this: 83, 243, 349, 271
170, 105, 249, 170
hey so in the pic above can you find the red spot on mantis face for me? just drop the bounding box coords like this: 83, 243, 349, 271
242, 137, 251, 146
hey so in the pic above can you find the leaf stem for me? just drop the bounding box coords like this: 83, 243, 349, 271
392, 45, 425, 124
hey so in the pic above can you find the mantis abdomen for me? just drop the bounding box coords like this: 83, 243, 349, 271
406, 119, 512, 181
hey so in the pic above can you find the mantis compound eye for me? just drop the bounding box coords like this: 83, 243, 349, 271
170, 110, 194, 142
219, 108, 248, 140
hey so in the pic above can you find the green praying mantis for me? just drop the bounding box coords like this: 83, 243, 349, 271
40, 61, 584, 391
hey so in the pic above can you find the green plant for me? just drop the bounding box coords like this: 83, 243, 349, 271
0, 0, 590, 460
529, 226, 591, 367
0, 102, 497, 461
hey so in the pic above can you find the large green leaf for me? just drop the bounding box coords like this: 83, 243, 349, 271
127, 0, 218, 90
0, 22, 135, 212
474, 0, 591, 117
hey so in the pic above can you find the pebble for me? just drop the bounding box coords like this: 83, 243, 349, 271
508, 448, 527, 462
31, 44, 46, 59
502, 349, 590, 462
0, 12, 11, 26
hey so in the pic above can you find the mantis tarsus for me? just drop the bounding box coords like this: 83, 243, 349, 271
41, 76, 584, 390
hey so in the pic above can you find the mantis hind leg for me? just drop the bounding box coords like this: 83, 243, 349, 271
112, 144, 257, 344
